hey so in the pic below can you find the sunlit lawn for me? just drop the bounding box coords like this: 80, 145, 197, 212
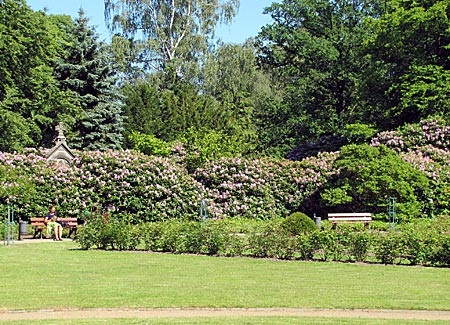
1, 241, 449, 323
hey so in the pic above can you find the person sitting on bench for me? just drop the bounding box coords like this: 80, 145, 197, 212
45, 205, 63, 241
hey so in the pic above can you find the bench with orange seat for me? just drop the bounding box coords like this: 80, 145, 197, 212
30, 217, 79, 239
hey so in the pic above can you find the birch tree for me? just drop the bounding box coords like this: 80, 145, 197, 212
105, 0, 239, 78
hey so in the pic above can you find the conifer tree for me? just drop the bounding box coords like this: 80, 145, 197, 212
55, 9, 124, 150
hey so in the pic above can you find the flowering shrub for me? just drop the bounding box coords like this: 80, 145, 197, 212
0, 149, 336, 221
194, 152, 337, 219
1, 115, 450, 222
371, 116, 450, 215
0, 149, 205, 221
371, 117, 450, 152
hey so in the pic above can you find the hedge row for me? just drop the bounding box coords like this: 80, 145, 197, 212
77, 217, 450, 267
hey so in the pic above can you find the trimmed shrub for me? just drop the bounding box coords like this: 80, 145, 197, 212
348, 231, 371, 262
77, 217, 450, 267
282, 212, 317, 236
432, 234, 450, 266
373, 231, 402, 264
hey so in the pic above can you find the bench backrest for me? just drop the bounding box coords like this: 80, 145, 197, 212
328, 213, 372, 222
30, 217, 78, 227
30, 217, 46, 227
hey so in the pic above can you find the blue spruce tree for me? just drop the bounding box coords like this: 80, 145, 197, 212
56, 9, 124, 150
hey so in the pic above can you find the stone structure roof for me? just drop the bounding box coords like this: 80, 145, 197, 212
46, 122, 74, 165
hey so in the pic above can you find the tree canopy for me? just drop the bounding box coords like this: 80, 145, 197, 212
105, 0, 240, 78
1, 0, 450, 160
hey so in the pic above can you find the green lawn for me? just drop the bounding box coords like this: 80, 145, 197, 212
1, 241, 449, 323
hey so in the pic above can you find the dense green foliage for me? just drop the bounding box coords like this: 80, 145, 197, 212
0, 0, 77, 150
372, 117, 450, 216
2, 0, 450, 157
363, 0, 450, 129
0, 1, 124, 151
255, 0, 379, 153
128, 131, 173, 157
320, 144, 430, 221
77, 216, 450, 267
282, 212, 317, 236
56, 10, 124, 150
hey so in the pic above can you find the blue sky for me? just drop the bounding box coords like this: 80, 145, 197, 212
27, 1, 274, 43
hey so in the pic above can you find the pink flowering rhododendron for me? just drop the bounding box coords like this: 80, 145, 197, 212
1, 116, 450, 220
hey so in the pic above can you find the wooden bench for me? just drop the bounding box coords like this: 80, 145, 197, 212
327, 213, 372, 228
30, 217, 79, 239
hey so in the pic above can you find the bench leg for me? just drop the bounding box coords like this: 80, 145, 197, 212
33, 228, 43, 239
68, 228, 77, 238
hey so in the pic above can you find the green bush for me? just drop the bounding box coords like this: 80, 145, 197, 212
309, 230, 338, 262
296, 233, 314, 260
397, 220, 438, 265
77, 217, 450, 267
199, 222, 225, 255
179, 127, 251, 173
320, 144, 431, 222
282, 212, 317, 236
373, 231, 402, 264
129, 131, 173, 156
432, 234, 450, 266
343, 123, 378, 144
247, 221, 282, 258
348, 231, 371, 262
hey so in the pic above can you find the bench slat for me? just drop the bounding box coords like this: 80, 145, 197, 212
328, 213, 372, 217
30, 217, 79, 238
328, 217, 372, 221
327, 212, 372, 227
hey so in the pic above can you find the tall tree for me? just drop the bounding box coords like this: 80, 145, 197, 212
202, 41, 268, 149
123, 77, 230, 143
256, 0, 380, 152
56, 9, 124, 150
363, 0, 450, 128
0, 0, 78, 150
122, 80, 162, 148
104, 0, 240, 78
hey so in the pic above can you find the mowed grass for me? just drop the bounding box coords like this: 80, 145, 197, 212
1, 241, 450, 312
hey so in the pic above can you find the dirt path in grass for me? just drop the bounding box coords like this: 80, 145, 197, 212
1, 308, 450, 321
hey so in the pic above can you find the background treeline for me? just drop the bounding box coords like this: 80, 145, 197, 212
1, 0, 450, 222
2, 0, 450, 157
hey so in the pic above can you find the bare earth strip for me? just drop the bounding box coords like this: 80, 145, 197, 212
1, 308, 450, 321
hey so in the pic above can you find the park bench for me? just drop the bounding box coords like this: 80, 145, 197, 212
30, 217, 79, 239
327, 212, 372, 228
